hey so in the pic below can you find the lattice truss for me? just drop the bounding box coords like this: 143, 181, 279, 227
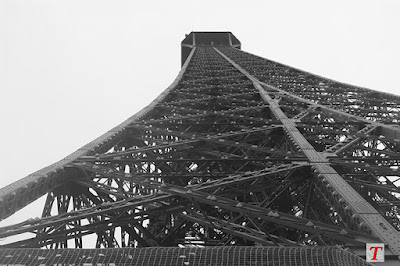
0, 246, 372, 266
0, 45, 399, 254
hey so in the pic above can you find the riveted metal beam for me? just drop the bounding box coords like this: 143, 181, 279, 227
215, 47, 400, 257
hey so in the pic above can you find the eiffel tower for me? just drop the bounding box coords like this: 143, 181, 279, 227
0, 32, 399, 265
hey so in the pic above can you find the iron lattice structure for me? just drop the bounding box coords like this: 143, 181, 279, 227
1, 32, 400, 264
0, 246, 372, 266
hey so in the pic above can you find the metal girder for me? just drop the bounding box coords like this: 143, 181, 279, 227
218, 48, 400, 139
0, 160, 379, 247
177, 212, 288, 246
0, 48, 197, 222
1, 38, 399, 266
90, 125, 299, 162
325, 125, 378, 155
161, 183, 377, 245
214, 47, 400, 257
292, 106, 316, 121
0, 163, 300, 239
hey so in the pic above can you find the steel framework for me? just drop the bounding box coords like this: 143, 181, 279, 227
0, 32, 399, 264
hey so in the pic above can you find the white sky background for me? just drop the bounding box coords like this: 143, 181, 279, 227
0, 0, 399, 239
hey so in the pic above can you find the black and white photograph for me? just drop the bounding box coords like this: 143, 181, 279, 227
1, 1, 399, 265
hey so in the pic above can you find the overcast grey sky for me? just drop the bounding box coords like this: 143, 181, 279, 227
1, 0, 399, 231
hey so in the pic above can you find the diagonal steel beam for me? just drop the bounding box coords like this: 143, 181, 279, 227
214, 47, 400, 256
325, 125, 378, 155
0, 161, 377, 245
87, 125, 284, 160
0, 48, 198, 222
